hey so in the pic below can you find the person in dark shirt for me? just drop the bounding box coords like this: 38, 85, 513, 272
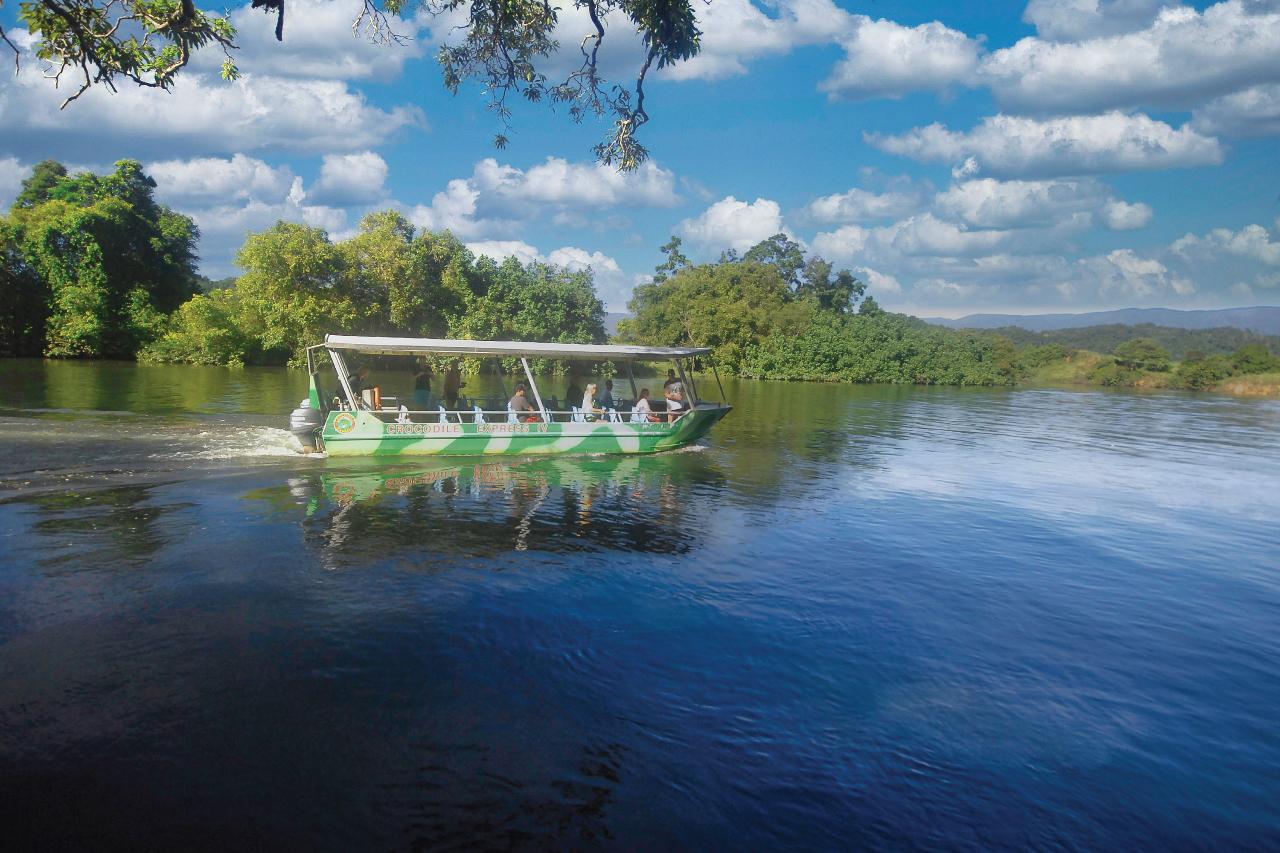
565, 375, 583, 418
508, 384, 538, 422
412, 362, 432, 410
443, 360, 464, 410
598, 379, 615, 409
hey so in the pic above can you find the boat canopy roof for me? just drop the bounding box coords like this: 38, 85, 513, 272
323, 335, 711, 361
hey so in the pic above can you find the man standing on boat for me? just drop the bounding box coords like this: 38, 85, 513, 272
443, 360, 465, 411
663, 369, 686, 422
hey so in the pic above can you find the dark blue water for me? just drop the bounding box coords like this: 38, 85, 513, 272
1, 361, 1278, 849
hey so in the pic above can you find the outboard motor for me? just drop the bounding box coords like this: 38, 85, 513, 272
288, 399, 326, 453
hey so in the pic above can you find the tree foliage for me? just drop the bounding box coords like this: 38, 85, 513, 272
9, 0, 705, 168
1173, 352, 1234, 390
0, 159, 199, 357
142, 210, 606, 366
13, 159, 67, 209
620, 258, 814, 373
1112, 337, 1171, 371
1231, 343, 1278, 374
13, 0, 238, 106
619, 234, 1012, 384
742, 313, 1018, 386
652, 234, 688, 284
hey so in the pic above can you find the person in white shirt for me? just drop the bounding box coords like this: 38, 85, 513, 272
632, 388, 659, 422
582, 383, 605, 421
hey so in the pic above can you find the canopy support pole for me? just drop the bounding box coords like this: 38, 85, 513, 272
520, 357, 547, 421
675, 358, 694, 407
709, 356, 727, 402
329, 349, 358, 409
625, 361, 638, 401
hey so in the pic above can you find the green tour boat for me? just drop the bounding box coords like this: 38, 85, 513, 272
286, 335, 732, 457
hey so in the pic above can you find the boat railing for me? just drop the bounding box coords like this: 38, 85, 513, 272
338, 404, 693, 425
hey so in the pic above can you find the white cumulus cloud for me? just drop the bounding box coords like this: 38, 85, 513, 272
858, 267, 904, 295
804, 184, 929, 224
408, 157, 679, 241
678, 196, 787, 253
867, 112, 1224, 178
1172, 223, 1280, 265
1192, 83, 1280, 136
662, 0, 853, 81
934, 178, 1109, 229
147, 154, 296, 207
0, 157, 26, 208
197, 0, 431, 81
0, 68, 423, 161
821, 16, 984, 100
983, 1, 1280, 114
467, 240, 543, 266
1100, 199, 1154, 230
1022, 0, 1168, 42
308, 152, 390, 206
810, 225, 870, 263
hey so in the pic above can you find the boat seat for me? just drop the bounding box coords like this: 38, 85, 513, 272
629, 409, 647, 424
507, 407, 519, 424
473, 405, 486, 424
397, 405, 411, 424
437, 405, 449, 424
571, 406, 585, 423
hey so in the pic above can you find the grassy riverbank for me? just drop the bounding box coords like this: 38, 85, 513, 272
1020, 350, 1280, 397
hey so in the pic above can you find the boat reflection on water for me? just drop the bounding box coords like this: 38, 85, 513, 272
249, 450, 724, 567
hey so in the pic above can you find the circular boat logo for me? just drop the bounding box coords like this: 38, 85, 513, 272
333, 413, 356, 434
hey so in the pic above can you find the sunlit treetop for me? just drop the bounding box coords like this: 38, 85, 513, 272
3, 0, 704, 171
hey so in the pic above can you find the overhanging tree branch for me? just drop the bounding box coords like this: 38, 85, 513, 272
7, 0, 706, 169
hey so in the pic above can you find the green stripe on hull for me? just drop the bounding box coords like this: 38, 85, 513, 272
321, 406, 730, 457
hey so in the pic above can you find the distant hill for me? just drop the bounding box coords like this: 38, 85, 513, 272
966, 323, 1280, 359
927, 306, 1280, 336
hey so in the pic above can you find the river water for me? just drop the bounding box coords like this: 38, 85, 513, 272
1, 359, 1278, 850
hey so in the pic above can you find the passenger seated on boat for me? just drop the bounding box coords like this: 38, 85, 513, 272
349, 366, 371, 407
508, 384, 539, 423
633, 388, 661, 423
581, 383, 606, 422
598, 379, 615, 409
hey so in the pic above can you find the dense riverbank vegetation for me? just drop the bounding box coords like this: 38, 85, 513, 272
0, 161, 605, 367
1021, 340, 1280, 395
619, 234, 1019, 386
3, 161, 1276, 395
974, 323, 1280, 362
618, 235, 1279, 393
0, 160, 200, 358
142, 212, 605, 367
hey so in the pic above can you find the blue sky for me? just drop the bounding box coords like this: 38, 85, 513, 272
2, 0, 1279, 315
